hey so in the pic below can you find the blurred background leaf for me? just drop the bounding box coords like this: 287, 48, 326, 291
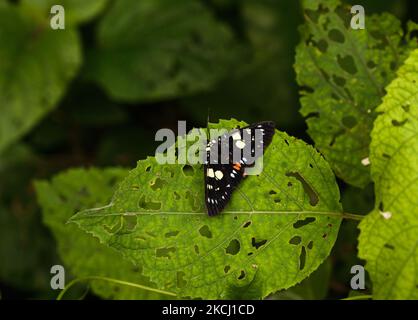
35, 167, 170, 299
85, 0, 243, 102
0, 1, 81, 154
295, 0, 417, 187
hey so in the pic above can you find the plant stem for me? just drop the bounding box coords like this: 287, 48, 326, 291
341, 212, 364, 221
342, 295, 373, 301
56, 276, 176, 300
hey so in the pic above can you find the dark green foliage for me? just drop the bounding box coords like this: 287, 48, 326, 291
0, 0, 417, 300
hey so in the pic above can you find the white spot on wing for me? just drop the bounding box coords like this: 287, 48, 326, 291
207, 168, 215, 178
215, 170, 224, 180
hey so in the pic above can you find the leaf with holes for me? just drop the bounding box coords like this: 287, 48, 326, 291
71, 119, 342, 299
0, 2, 81, 154
35, 168, 169, 299
86, 0, 242, 102
358, 49, 418, 299
295, 0, 418, 187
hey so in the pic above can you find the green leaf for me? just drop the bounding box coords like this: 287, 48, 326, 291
71, 119, 342, 299
270, 258, 332, 300
0, 2, 81, 154
358, 49, 418, 299
86, 0, 242, 102
21, 0, 109, 26
295, 0, 418, 187
35, 168, 170, 299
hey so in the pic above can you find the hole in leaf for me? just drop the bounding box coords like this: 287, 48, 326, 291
337, 55, 357, 74
185, 191, 199, 211
328, 29, 345, 43
299, 246, 306, 270
316, 39, 328, 53
199, 225, 212, 238
238, 270, 246, 280
243, 221, 252, 228
402, 104, 410, 112
251, 237, 267, 249
289, 236, 301, 245
165, 231, 179, 238
378, 201, 385, 211
382, 153, 391, 159
173, 191, 180, 200
269, 190, 277, 195
392, 119, 407, 127
248, 252, 253, 256
274, 197, 281, 203
182, 165, 194, 176
286, 172, 319, 206
384, 243, 395, 250
342, 115, 358, 129
288, 182, 293, 187
307, 241, 314, 250
224, 265, 230, 273
333, 75, 346, 87
305, 112, 319, 120
145, 166, 151, 172
293, 217, 316, 229
329, 129, 344, 147
122, 215, 137, 231
156, 247, 176, 259
226, 239, 240, 255
322, 233, 327, 238
309, 163, 314, 168
150, 178, 165, 191
177, 271, 187, 288
138, 196, 161, 210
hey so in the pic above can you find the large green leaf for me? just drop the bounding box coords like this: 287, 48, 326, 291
358, 49, 418, 299
295, 0, 418, 187
0, 2, 81, 154
270, 258, 332, 300
71, 119, 342, 299
87, 0, 241, 102
35, 168, 169, 299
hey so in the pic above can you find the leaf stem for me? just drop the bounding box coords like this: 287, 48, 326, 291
56, 276, 177, 300
341, 295, 373, 301
73, 209, 365, 221
340, 212, 364, 221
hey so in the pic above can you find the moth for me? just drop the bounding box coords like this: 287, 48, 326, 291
204, 121, 275, 216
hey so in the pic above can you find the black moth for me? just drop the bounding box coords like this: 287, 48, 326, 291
204, 121, 275, 216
